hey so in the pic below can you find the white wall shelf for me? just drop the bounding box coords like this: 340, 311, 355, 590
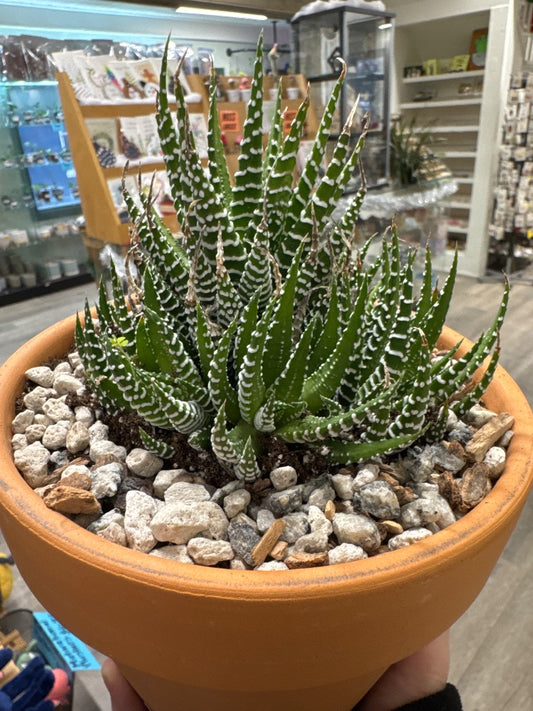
403, 69, 485, 84
391, 1, 514, 277
415, 125, 479, 133
439, 151, 478, 158
400, 97, 482, 109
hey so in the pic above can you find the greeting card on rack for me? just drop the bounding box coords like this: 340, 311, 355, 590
187, 113, 208, 159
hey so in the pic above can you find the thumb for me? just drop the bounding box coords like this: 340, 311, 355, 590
101, 659, 148, 711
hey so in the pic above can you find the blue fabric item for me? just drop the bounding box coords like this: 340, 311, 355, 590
0, 656, 54, 711
0, 650, 13, 671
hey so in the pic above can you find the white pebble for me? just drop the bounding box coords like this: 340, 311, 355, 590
353, 468, 378, 489
124, 490, 158, 553
89, 439, 127, 462
483, 446, 507, 480
91, 462, 123, 499
66, 421, 90, 454
53, 362, 72, 376
223, 489, 251, 518
12, 409, 34, 434
23, 386, 54, 413
331, 473, 355, 500
13, 441, 50, 487
164, 481, 211, 504
153, 469, 194, 498
25, 424, 46, 443
126, 448, 163, 478
150, 501, 212, 545
255, 561, 288, 571
270, 466, 298, 491
88, 421, 109, 442
25, 366, 54, 388
328, 543, 367, 565
75, 406, 94, 427
187, 538, 234, 566
149, 545, 193, 564
11, 434, 28, 451
53, 373, 84, 395
42, 421, 69, 450
42, 398, 74, 423
388, 528, 433, 550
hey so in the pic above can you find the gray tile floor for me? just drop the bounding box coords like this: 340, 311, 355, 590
0, 272, 532, 710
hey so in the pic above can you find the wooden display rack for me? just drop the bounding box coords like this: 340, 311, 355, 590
56, 71, 207, 248
57, 71, 317, 254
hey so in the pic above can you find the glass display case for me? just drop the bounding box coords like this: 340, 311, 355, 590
0, 80, 91, 305
291, 5, 394, 189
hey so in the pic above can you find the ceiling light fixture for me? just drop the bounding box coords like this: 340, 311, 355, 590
176, 6, 268, 21
378, 18, 393, 30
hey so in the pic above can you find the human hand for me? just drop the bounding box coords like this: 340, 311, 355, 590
102, 632, 451, 711
102, 659, 148, 711
354, 631, 451, 711
0, 649, 54, 711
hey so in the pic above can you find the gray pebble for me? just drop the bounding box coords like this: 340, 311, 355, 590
401, 498, 444, 529
332, 513, 381, 552
210, 480, 245, 505
263, 485, 303, 516
227, 522, 261, 566
293, 529, 329, 553
359, 481, 400, 520
448, 421, 473, 445
280, 512, 309, 543
464, 404, 497, 427
256, 508, 275, 533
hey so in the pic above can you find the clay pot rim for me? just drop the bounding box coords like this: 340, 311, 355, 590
1, 314, 532, 600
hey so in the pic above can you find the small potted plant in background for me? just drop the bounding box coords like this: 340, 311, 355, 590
0, 35, 532, 711
389, 114, 450, 186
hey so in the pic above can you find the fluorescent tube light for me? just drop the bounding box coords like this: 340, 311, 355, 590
176, 6, 268, 20
378, 19, 393, 29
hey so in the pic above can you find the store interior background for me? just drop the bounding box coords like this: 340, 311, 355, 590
0, 0, 532, 709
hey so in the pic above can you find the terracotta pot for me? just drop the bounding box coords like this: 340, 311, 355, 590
0, 316, 532, 711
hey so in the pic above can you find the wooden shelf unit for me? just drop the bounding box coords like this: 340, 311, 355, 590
58, 71, 316, 249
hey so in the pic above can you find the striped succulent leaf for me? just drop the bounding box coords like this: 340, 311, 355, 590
76, 36, 508, 482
